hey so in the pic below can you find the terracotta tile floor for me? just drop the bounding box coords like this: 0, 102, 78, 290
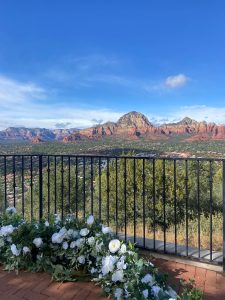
1, 258, 225, 299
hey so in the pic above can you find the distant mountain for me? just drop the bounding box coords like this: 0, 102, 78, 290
1, 112, 225, 142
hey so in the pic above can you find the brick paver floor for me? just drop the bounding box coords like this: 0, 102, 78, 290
1, 259, 225, 299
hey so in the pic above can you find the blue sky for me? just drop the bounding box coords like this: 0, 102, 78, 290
0, 0, 225, 129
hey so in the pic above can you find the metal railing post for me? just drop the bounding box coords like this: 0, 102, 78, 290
223, 161, 225, 272
39, 155, 43, 220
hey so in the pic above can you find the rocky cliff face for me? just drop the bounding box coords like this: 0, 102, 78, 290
1, 112, 225, 142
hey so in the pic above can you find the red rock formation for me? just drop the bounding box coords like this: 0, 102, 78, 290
31, 137, 43, 144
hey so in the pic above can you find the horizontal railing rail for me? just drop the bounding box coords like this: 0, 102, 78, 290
0, 154, 224, 270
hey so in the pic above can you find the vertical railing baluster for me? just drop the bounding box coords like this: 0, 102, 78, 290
107, 157, 110, 226
21, 156, 25, 217
133, 158, 136, 244
4, 156, 7, 209
99, 157, 102, 221
54, 156, 57, 214
197, 160, 201, 259
68, 156, 71, 212
209, 160, 213, 261
47, 156, 50, 219
75, 157, 78, 218
185, 159, 189, 256
222, 160, 225, 272
13, 156, 16, 207
174, 160, 177, 255
91, 157, 94, 215
61, 156, 64, 220
30, 156, 33, 220
153, 159, 156, 250
39, 155, 43, 220
124, 158, 127, 242
116, 158, 118, 236
142, 158, 146, 248
162, 159, 166, 253
83, 156, 86, 218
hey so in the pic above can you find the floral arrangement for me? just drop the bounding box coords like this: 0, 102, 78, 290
0, 207, 201, 300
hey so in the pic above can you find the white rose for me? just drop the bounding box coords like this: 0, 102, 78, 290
62, 241, 69, 250
112, 270, 124, 282
80, 228, 89, 237
87, 236, 95, 246
142, 289, 149, 299
109, 239, 120, 253
6, 207, 16, 214
86, 215, 94, 225
11, 244, 20, 256
22, 246, 30, 255
102, 226, 112, 234
33, 238, 43, 248
114, 288, 123, 300
44, 221, 49, 227
77, 255, 85, 264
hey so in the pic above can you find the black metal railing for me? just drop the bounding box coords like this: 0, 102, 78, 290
0, 154, 225, 269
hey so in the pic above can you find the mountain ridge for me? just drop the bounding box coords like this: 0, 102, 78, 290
0, 111, 225, 142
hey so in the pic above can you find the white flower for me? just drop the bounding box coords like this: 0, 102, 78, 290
109, 239, 120, 253
22, 246, 30, 255
102, 226, 112, 234
11, 244, 20, 256
114, 288, 123, 300
101, 255, 117, 275
151, 285, 162, 297
142, 289, 149, 299
166, 287, 177, 299
141, 273, 154, 285
0, 225, 14, 236
95, 240, 103, 252
51, 227, 67, 244
54, 214, 61, 224
119, 243, 127, 254
75, 238, 85, 248
70, 241, 76, 249
33, 238, 43, 248
77, 255, 85, 264
87, 215, 94, 225
6, 207, 16, 214
87, 236, 95, 246
67, 229, 79, 239
62, 241, 69, 250
44, 221, 49, 227
112, 270, 124, 282
80, 228, 89, 237
117, 256, 127, 270
90, 267, 97, 274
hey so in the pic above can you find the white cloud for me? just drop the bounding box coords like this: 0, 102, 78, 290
0, 75, 46, 105
165, 74, 189, 88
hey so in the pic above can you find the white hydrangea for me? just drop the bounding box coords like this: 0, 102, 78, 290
11, 244, 20, 256
70, 241, 76, 249
80, 228, 89, 237
95, 240, 103, 252
114, 288, 123, 300
86, 215, 94, 225
117, 256, 127, 270
33, 237, 43, 248
0, 224, 14, 236
151, 285, 162, 297
142, 289, 149, 299
22, 246, 30, 255
6, 207, 17, 214
77, 255, 85, 264
112, 270, 124, 282
51, 227, 68, 244
101, 255, 117, 275
109, 239, 120, 253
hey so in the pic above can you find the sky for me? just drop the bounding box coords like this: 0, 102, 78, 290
0, 0, 225, 129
